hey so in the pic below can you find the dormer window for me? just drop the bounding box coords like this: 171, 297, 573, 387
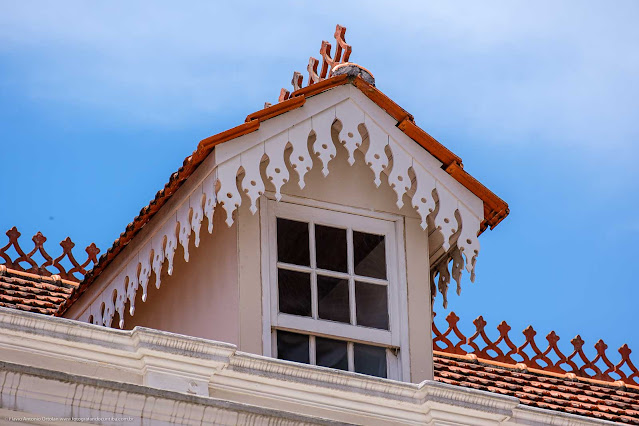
261, 196, 409, 380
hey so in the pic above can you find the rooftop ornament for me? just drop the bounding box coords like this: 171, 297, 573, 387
0, 227, 99, 282
433, 311, 639, 388
277, 25, 373, 103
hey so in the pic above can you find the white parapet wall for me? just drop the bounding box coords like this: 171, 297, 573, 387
0, 307, 614, 426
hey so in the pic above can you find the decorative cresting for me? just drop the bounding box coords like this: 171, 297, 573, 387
433, 312, 639, 387
79, 99, 483, 329
279, 24, 352, 102
0, 227, 99, 282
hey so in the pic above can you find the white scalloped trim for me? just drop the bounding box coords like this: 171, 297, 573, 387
82, 102, 483, 327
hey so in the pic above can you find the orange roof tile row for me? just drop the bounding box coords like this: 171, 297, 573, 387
0, 266, 77, 315
434, 353, 639, 424
276, 24, 507, 231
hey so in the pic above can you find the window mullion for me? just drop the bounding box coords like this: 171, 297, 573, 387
347, 341, 354, 372
310, 335, 317, 365
346, 227, 354, 275
309, 222, 317, 269
347, 228, 356, 326
309, 222, 318, 320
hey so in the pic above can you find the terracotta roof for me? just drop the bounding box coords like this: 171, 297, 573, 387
0, 24, 634, 422
433, 311, 639, 423
0, 228, 97, 315
433, 311, 639, 388
434, 354, 639, 424
0, 265, 77, 315
0, 227, 99, 283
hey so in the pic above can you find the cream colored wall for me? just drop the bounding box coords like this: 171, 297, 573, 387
404, 218, 433, 383
123, 205, 240, 345
237, 191, 264, 355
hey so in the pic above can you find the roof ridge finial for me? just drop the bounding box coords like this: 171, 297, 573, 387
277, 24, 356, 103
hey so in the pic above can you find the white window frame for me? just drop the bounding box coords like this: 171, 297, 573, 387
260, 193, 410, 381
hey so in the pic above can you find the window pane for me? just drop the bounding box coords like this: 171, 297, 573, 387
277, 218, 310, 266
353, 231, 386, 279
277, 331, 310, 364
355, 281, 389, 330
278, 269, 311, 317
316, 337, 348, 371
317, 275, 350, 324
354, 343, 387, 378
315, 224, 347, 272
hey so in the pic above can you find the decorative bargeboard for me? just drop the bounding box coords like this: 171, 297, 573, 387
79, 99, 483, 328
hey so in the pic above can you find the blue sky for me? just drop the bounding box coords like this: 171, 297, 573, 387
1, 1, 638, 364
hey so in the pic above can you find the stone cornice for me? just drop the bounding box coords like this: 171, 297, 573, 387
0, 307, 616, 425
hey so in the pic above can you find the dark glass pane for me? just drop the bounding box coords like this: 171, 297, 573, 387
354, 343, 387, 378
316, 337, 348, 371
277, 218, 310, 266
277, 331, 310, 364
353, 231, 386, 279
355, 281, 389, 330
278, 269, 311, 317
315, 224, 347, 272
317, 275, 350, 323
